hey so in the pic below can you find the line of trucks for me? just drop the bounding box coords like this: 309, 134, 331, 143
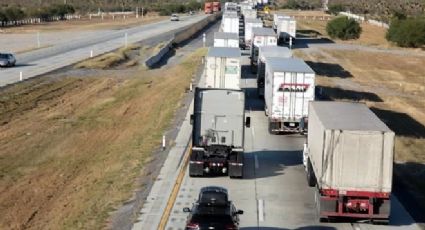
190, 1, 394, 223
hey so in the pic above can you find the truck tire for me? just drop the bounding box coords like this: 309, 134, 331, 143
189, 151, 204, 177
268, 121, 276, 135
229, 152, 243, 179
307, 158, 316, 187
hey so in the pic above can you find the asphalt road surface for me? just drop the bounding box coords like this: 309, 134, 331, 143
162, 51, 423, 230
0, 14, 208, 87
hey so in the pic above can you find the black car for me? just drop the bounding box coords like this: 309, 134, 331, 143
183, 186, 243, 230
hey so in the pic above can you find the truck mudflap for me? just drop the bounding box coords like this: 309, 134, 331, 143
228, 152, 244, 178
250, 61, 258, 74
315, 189, 391, 221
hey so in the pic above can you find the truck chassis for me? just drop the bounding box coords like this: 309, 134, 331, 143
189, 146, 244, 178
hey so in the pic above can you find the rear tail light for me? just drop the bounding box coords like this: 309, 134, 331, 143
225, 223, 238, 230
186, 222, 200, 230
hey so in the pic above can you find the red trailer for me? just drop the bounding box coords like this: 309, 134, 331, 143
212, 2, 221, 12
204, 2, 213, 14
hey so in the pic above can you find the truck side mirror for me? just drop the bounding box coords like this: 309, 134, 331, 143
236, 209, 244, 215
183, 207, 191, 213
245, 117, 251, 128
190, 114, 194, 125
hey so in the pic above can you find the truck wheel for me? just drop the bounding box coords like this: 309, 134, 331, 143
189, 151, 204, 177
307, 158, 316, 187
229, 153, 243, 179
268, 122, 276, 135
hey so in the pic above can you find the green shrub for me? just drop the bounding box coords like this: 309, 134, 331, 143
327, 4, 345, 15
326, 16, 362, 40
386, 18, 425, 48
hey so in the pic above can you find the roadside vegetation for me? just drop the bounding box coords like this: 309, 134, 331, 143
0, 45, 207, 229
326, 16, 362, 40
386, 17, 425, 48
0, 4, 75, 25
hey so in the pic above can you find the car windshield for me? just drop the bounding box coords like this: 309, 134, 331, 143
172, 14, 177, 17
0, 54, 9, 59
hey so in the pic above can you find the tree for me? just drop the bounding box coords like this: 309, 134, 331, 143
386, 18, 425, 47
326, 16, 362, 40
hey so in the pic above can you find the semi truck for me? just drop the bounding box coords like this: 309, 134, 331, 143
205, 2, 213, 14
277, 17, 297, 44
189, 88, 250, 178
256, 46, 292, 97
303, 101, 394, 222
250, 27, 277, 71
204, 47, 241, 90
264, 57, 315, 133
273, 13, 290, 30
244, 18, 263, 49
221, 14, 239, 34
214, 32, 239, 48
212, 2, 221, 12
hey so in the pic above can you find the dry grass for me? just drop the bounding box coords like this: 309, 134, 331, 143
75, 44, 142, 69
2, 14, 166, 34
0, 47, 207, 230
273, 9, 330, 17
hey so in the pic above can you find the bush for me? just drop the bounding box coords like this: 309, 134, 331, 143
326, 16, 362, 40
327, 4, 345, 15
3, 6, 26, 21
386, 18, 425, 48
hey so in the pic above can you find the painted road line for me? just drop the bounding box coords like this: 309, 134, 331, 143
258, 199, 264, 222
157, 145, 191, 230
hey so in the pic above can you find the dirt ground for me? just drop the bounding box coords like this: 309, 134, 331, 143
294, 47, 425, 208
0, 43, 206, 230
0, 13, 166, 34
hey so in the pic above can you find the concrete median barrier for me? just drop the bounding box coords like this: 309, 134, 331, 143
144, 13, 221, 68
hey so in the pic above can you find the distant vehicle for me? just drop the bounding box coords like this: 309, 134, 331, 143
212, 1, 221, 12
170, 14, 179, 21
183, 186, 243, 230
189, 11, 194, 16
204, 2, 213, 14
0, 53, 16, 67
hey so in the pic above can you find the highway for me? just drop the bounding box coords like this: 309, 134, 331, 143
134, 47, 423, 229
0, 14, 208, 87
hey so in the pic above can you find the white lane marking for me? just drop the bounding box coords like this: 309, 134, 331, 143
258, 199, 264, 222
254, 155, 259, 169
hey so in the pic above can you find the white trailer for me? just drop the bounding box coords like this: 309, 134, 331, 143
214, 32, 240, 48
221, 14, 240, 34
304, 101, 394, 221
244, 18, 263, 49
250, 27, 277, 69
256, 46, 292, 96
277, 17, 296, 43
243, 9, 257, 19
273, 13, 290, 30
264, 57, 315, 133
204, 47, 241, 90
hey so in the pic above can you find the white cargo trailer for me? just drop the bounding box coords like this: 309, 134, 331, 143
256, 46, 292, 96
273, 13, 290, 30
250, 27, 277, 70
244, 18, 263, 49
204, 47, 241, 90
277, 17, 296, 43
214, 32, 239, 48
264, 57, 315, 133
304, 101, 394, 221
243, 9, 257, 19
221, 14, 240, 34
